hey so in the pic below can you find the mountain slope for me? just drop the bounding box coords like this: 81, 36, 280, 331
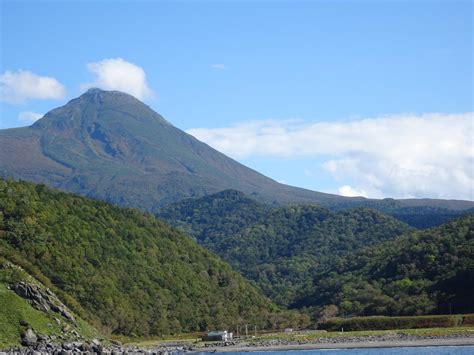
159, 191, 413, 305
0, 89, 345, 210
0, 89, 472, 224
0, 179, 275, 336
292, 214, 474, 317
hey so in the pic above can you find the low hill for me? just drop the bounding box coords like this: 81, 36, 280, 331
0, 179, 276, 337
159, 191, 413, 305
292, 214, 474, 317
0, 89, 471, 227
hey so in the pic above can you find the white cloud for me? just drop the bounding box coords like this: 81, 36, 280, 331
338, 185, 368, 198
0, 70, 66, 104
18, 111, 43, 123
82, 58, 153, 100
187, 113, 474, 200
211, 64, 228, 70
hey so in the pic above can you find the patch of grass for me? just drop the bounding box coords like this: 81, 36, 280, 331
111, 333, 202, 348
318, 315, 469, 331
252, 327, 474, 343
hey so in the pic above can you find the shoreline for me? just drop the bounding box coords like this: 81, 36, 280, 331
197, 336, 474, 353
4, 334, 474, 354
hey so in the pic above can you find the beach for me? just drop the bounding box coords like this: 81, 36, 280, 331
199, 333, 474, 353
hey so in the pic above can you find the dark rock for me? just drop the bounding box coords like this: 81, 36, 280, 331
37, 333, 49, 342
91, 338, 102, 352
71, 341, 83, 349
51, 304, 76, 323
79, 342, 92, 352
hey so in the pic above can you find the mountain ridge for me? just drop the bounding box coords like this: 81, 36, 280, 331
0, 88, 472, 215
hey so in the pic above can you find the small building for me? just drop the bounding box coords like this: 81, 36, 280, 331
284, 328, 293, 334
202, 330, 233, 341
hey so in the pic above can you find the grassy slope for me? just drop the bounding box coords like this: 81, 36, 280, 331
0, 258, 98, 349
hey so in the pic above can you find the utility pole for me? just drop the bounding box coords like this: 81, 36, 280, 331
245, 324, 248, 337
254, 325, 257, 336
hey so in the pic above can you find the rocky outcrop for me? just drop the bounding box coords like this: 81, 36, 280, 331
10, 281, 75, 323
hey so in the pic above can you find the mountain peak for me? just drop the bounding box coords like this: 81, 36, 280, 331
82, 87, 132, 97
32, 87, 169, 132
85, 87, 104, 94
79, 87, 141, 102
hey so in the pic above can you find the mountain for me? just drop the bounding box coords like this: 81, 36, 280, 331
159, 190, 413, 305
0, 88, 472, 226
0, 179, 285, 337
292, 213, 474, 317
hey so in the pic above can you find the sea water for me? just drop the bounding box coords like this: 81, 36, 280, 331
196, 346, 474, 354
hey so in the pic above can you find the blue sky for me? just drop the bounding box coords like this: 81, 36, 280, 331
1, 0, 472, 200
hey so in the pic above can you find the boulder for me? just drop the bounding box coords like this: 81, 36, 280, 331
21, 328, 38, 346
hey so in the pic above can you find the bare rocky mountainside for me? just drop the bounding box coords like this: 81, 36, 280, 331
0, 89, 472, 228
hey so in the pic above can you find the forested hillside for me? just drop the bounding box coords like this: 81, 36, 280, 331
159, 191, 412, 305
293, 214, 474, 318
0, 179, 279, 336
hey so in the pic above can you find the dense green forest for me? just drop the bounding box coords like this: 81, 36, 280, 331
0, 179, 295, 337
293, 214, 474, 318
2, 178, 472, 341
159, 190, 412, 305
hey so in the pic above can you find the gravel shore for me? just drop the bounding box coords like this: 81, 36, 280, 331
199, 333, 474, 353
3, 332, 474, 354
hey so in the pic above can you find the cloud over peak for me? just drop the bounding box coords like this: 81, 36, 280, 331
18, 111, 43, 123
82, 58, 154, 100
187, 113, 474, 200
0, 70, 66, 103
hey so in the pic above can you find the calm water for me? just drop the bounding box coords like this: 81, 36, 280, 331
196, 346, 474, 355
